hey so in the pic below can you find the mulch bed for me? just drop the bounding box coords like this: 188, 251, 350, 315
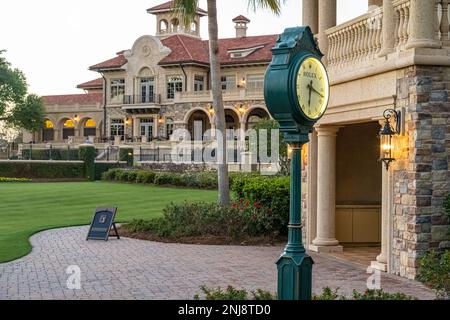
118, 227, 286, 246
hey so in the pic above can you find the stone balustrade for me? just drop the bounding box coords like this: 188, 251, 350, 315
325, 0, 450, 81
327, 8, 383, 67
174, 88, 263, 103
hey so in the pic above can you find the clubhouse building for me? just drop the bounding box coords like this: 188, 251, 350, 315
23, 0, 450, 281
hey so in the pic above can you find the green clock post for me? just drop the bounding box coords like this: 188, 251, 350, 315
264, 27, 330, 300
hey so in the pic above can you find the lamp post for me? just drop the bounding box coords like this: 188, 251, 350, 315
264, 27, 329, 300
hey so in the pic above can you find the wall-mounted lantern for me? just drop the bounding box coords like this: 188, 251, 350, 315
208, 104, 214, 114
236, 103, 246, 114
73, 115, 80, 123
380, 108, 401, 170
238, 77, 246, 88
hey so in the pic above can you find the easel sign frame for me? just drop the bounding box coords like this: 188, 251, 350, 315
86, 207, 120, 241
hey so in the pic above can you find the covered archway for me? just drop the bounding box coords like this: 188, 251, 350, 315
42, 119, 55, 142
187, 110, 211, 141
82, 118, 97, 137
59, 118, 75, 140
225, 109, 240, 140
245, 108, 270, 130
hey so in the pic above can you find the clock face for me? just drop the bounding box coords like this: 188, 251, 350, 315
295, 57, 329, 120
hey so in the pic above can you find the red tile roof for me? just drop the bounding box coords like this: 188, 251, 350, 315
42, 93, 103, 105
159, 34, 278, 66
233, 15, 250, 23
89, 34, 277, 70
89, 53, 127, 71
76, 78, 103, 89
147, 1, 207, 16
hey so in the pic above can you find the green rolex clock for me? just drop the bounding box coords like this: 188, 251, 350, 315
264, 26, 329, 142
296, 56, 329, 120
264, 26, 330, 301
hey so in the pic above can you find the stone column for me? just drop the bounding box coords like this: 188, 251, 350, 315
311, 126, 342, 252
318, 0, 337, 63
379, 0, 395, 56
133, 117, 140, 139
303, 0, 319, 34
307, 130, 318, 248
406, 0, 441, 49
372, 163, 389, 272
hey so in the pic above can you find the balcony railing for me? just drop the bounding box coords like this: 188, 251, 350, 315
174, 88, 264, 103
123, 95, 161, 105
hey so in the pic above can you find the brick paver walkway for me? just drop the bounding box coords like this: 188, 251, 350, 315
0, 226, 435, 300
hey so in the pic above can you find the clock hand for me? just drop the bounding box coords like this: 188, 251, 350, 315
307, 80, 312, 107
310, 84, 325, 98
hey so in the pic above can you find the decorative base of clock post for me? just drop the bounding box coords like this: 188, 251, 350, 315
276, 141, 314, 300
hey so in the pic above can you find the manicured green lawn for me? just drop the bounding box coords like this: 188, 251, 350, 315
0, 182, 217, 263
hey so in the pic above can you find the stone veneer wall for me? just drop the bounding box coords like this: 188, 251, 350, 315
393, 65, 450, 279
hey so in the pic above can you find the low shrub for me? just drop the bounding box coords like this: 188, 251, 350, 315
95, 163, 124, 181
125, 200, 280, 239
136, 170, 156, 184
194, 286, 275, 301
417, 250, 450, 300
153, 172, 182, 186
0, 177, 31, 183
193, 286, 416, 300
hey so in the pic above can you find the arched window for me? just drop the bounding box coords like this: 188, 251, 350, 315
160, 19, 168, 33
62, 119, 75, 140
84, 119, 97, 137
188, 110, 210, 141
42, 120, 54, 142
246, 108, 270, 130
191, 21, 198, 33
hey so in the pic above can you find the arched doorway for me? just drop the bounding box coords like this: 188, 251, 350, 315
188, 110, 211, 141
42, 119, 54, 142
62, 119, 75, 140
245, 108, 270, 129
225, 109, 240, 140
83, 118, 97, 137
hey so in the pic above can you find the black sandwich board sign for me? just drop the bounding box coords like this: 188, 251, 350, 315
86, 207, 120, 241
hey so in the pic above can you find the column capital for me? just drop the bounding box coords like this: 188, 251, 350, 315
315, 125, 341, 136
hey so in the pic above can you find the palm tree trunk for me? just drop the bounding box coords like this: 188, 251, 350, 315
207, 0, 230, 206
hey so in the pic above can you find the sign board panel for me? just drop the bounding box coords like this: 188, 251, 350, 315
86, 207, 120, 241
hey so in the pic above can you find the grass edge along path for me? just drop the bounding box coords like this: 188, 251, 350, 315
0, 181, 217, 263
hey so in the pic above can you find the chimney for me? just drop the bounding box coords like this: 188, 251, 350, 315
233, 15, 250, 38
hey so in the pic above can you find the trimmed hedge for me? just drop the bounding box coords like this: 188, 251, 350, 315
102, 168, 219, 189
22, 148, 80, 161
0, 161, 84, 179
79, 146, 96, 181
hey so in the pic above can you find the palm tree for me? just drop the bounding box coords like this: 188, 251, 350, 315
173, 0, 284, 206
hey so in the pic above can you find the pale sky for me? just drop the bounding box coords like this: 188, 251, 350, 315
0, 0, 367, 96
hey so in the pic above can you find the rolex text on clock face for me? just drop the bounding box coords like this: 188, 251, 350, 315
296, 57, 330, 120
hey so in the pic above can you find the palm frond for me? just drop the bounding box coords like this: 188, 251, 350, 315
247, 0, 285, 15
171, 0, 200, 28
